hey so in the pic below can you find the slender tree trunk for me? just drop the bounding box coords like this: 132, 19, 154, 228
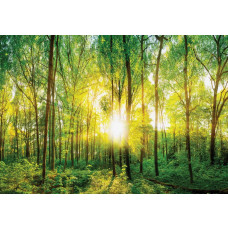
123, 35, 131, 179
110, 35, 116, 176
70, 114, 75, 167
140, 35, 145, 173
34, 97, 40, 165
71, 128, 74, 168
51, 41, 58, 171
179, 130, 182, 152
173, 123, 176, 154
164, 128, 168, 161
86, 113, 89, 165
48, 111, 51, 165
184, 35, 193, 183
81, 111, 83, 159
219, 121, 223, 158
76, 118, 79, 164
2, 130, 5, 160
64, 151, 67, 171
210, 79, 219, 165
51, 91, 55, 170
58, 105, 62, 164
15, 108, 19, 159
93, 114, 96, 160
161, 129, 164, 157
25, 109, 30, 160
42, 35, 55, 182
154, 36, 164, 176
118, 79, 122, 168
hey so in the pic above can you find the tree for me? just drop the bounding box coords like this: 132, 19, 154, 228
154, 35, 165, 176
42, 35, 55, 181
123, 35, 132, 179
183, 35, 193, 183
193, 35, 228, 164
140, 35, 145, 173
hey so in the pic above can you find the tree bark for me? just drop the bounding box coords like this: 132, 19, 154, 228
210, 78, 219, 164
51, 38, 58, 170
86, 101, 89, 165
15, 107, 19, 159
42, 35, 55, 181
184, 35, 193, 183
154, 35, 164, 176
123, 35, 131, 179
118, 79, 122, 168
58, 105, 62, 164
140, 35, 145, 173
110, 35, 116, 176
48, 111, 51, 165
76, 118, 79, 164
71, 127, 74, 168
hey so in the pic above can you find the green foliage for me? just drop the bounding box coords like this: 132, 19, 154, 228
0, 35, 228, 194
142, 155, 228, 191
0, 157, 227, 194
0, 159, 39, 194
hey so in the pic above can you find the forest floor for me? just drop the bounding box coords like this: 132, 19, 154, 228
0, 158, 227, 194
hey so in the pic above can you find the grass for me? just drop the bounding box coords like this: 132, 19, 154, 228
0, 156, 227, 194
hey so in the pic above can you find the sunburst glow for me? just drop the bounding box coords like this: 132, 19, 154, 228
110, 119, 124, 139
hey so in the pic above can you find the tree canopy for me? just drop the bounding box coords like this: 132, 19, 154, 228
0, 35, 227, 194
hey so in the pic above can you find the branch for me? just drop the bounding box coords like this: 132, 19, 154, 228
217, 90, 228, 119
192, 47, 213, 80
216, 80, 228, 113
168, 81, 185, 107
220, 56, 228, 75
221, 70, 228, 76
8, 71, 35, 108
190, 104, 199, 112
213, 35, 218, 43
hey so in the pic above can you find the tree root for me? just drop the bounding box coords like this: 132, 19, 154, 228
146, 178, 228, 194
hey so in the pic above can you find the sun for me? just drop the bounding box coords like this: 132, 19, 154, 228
110, 119, 124, 139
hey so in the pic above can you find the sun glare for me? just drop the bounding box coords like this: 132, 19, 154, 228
110, 119, 124, 139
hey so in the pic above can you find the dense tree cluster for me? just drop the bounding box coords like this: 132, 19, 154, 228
0, 35, 227, 188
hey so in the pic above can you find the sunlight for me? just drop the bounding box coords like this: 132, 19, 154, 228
110, 119, 124, 139
149, 109, 170, 130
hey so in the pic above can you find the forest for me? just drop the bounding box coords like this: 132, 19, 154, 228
0, 35, 227, 194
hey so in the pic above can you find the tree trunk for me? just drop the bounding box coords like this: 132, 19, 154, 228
86, 112, 89, 165
140, 35, 145, 173
42, 35, 55, 181
184, 35, 193, 183
15, 108, 19, 159
154, 35, 164, 176
76, 118, 79, 164
123, 35, 131, 179
70, 116, 75, 167
51, 41, 58, 171
34, 97, 40, 165
210, 79, 219, 165
51, 93, 55, 170
71, 129, 74, 168
110, 35, 116, 176
2, 130, 5, 161
164, 128, 168, 161
25, 108, 30, 160
81, 112, 83, 159
58, 105, 62, 164
48, 111, 51, 165
93, 114, 96, 160
118, 79, 122, 168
